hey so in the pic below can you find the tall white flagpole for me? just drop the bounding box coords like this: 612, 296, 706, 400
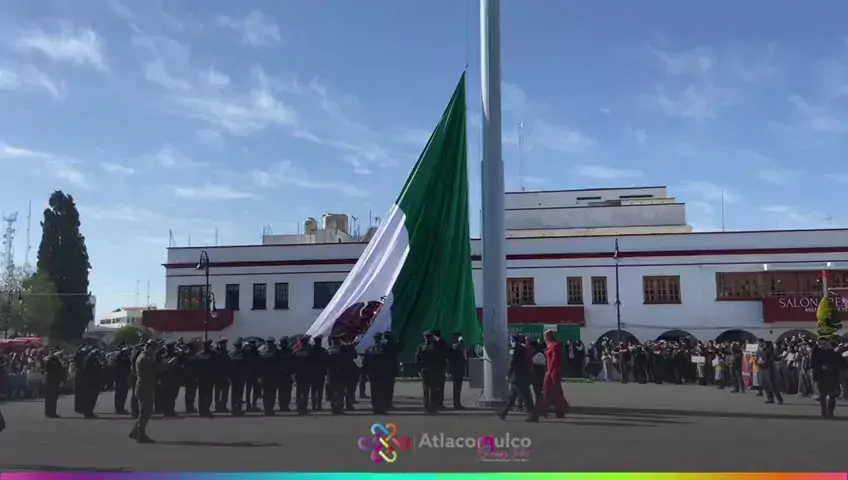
478, 0, 509, 407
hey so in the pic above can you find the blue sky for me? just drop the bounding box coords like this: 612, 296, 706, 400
1, 0, 847, 318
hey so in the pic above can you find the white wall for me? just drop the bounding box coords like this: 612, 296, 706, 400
505, 187, 668, 209
163, 229, 848, 341
505, 203, 686, 230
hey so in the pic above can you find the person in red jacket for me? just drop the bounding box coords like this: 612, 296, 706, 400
540, 330, 569, 418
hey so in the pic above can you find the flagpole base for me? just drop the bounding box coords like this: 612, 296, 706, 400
475, 392, 508, 409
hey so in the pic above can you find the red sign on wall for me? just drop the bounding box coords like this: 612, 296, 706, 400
762, 296, 848, 323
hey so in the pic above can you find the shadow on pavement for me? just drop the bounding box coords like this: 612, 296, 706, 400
155, 440, 282, 448
571, 405, 848, 422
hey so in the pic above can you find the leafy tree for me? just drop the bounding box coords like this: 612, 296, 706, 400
816, 295, 843, 338
111, 325, 153, 346
36, 191, 92, 340
20, 271, 61, 337
0, 265, 34, 336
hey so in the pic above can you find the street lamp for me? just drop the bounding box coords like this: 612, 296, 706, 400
614, 238, 622, 344
195, 251, 216, 341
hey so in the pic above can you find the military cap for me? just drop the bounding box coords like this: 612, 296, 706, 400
265, 337, 275, 343
235, 337, 244, 343
280, 336, 289, 342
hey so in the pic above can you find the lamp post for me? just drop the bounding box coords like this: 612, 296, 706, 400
195, 251, 215, 341
614, 238, 622, 344
822, 262, 833, 297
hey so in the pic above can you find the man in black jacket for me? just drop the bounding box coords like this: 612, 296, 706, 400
811, 336, 841, 418
498, 335, 538, 422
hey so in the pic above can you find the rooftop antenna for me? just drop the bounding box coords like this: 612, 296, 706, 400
24, 201, 31, 267
1, 211, 18, 284
826, 214, 833, 226
135, 280, 140, 307
351, 215, 359, 240
720, 189, 726, 232
146, 280, 151, 308
168, 230, 176, 247
518, 122, 525, 192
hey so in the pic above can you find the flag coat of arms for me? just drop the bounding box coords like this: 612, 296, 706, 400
306, 73, 481, 356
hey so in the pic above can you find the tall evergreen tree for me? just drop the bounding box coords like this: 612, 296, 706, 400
37, 191, 92, 340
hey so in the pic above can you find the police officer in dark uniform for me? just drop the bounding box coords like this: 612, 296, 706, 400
499, 335, 538, 422
81, 348, 102, 418
43, 349, 65, 418
214, 339, 231, 413
195, 339, 216, 417
72, 346, 87, 415
325, 335, 347, 414
114, 346, 132, 414
277, 337, 294, 411
293, 336, 312, 415
363, 332, 389, 414
415, 330, 443, 413
448, 332, 466, 409
229, 337, 247, 416
309, 335, 328, 411
259, 337, 280, 415
812, 336, 841, 419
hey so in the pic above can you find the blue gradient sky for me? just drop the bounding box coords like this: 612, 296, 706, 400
1, 0, 847, 318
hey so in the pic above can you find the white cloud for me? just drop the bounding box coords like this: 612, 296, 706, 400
51, 158, 89, 188
0, 141, 89, 186
680, 180, 740, 203
201, 67, 230, 89
651, 83, 736, 121
574, 165, 643, 180
652, 46, 716, 78
144, 59, 192, 91
195, 129, 224, 147
173, 184, 260, 200
394, 127, 432, 148
0, 64, 62, 99
252, 160, 369, 197
502, 82, 527, 114
15, 22, 106, 70
217, 11, 281, 47
0, 142, 44, 159
154, 146, 203, 168
82, 205, 160, 222
101, 163, 135, 175
343, 155, 371, 175
528, 121, 594, 153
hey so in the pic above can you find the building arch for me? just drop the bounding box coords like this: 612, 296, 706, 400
656, 329, 699, 344
775, 329, 815, 344
715, 329, 757, 344
595, 330, 639, 348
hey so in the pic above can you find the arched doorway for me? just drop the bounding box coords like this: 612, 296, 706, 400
716, 329, 757, 344
776, 329, 815, 344
656, 329, 699, 344
595, 330, 639, 348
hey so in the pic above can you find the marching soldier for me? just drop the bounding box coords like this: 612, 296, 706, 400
309, 335, 328, 411
195, 339, 216, 418
363, 332, 389, 414
499, 335, 538, 422
277, 337, 295, 411
43, 349, 65, 418
129, 340, 158, 443
214, 339, 231, 413
259, 337, 280, 416
415, 331, 444, 413
229, 338, 247, 416
293, 336, 312, 415
326, 335, 347, 414
114, 346, 132, 414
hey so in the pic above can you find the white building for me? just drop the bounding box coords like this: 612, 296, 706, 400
146, 187, 848, 345
96, 307, 146, 329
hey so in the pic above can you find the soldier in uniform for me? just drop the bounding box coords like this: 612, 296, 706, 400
325, 335, 346, 414
382, 331, 401, 408
229, 338, 247, 416
415, 331, 444, 413
341, 335, 358, 410
159, 342, 181, 417
277, 337, 294, 411
448, 332, 466, 409
363, 332, 388, 414
129, 344, 142, 418
309, 335, 328, 411
214, 339, 231, 413
72, 346, 87, 415
812, 336, 841, 419
499, 335, 538, 422
244, 339, 261, 411
129, 340, 158, 443
195, 339, 216, 417
114, 346, 132, 414
259, 337, 280, 416
81, 348, 102, 419
182, 341, 198, 414
431, 329, 448, 409
43, 349, 65, 418
293, 336, 312, 415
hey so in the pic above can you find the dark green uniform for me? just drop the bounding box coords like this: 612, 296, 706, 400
129, 345, 158, 443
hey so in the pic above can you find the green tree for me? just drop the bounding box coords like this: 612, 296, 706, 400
20, 271, 61, 337
36, 191, 92, 340
816, 295, 843, 338
111, 325, 153, 346
0, 265, 34, 336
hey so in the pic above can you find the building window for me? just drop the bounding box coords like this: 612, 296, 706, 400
591, 277, 608, 304
643, 276, 681, 304
507, 278, 535, 306
252, 283, 267, 310
274, 283, 289, 310
225, 284, 240, 310
177, 285, 207, 310
314, 281, 343, 309
715, 270, 845, 300
566, 277, 583, 305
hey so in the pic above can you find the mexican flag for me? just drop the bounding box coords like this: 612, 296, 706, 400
305, 73, 481, 356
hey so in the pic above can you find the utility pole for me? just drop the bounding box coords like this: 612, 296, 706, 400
614, 239, 622, 344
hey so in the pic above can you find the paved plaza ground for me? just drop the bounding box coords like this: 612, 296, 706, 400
0, 381, 844, 472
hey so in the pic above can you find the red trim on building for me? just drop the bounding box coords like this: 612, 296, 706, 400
761, 296, 847, 323
164, 246, 848, 270
475, 306, 585, 326
142, 309, 235, 332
